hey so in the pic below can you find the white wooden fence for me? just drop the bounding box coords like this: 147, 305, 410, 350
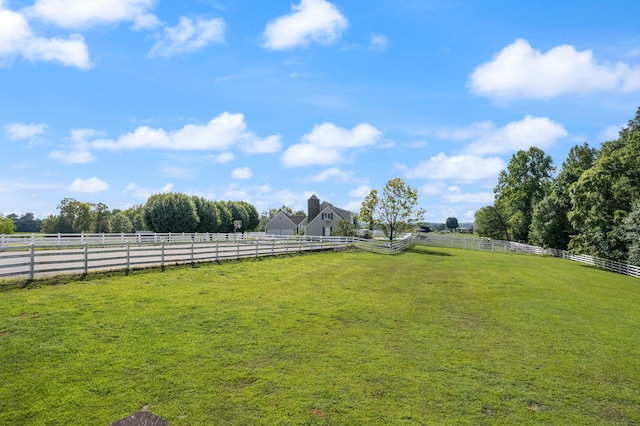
0, 232, 266, 248
2, 231, 638, 281
0, 234, 360, 280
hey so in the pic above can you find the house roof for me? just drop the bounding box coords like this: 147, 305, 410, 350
320, 201, 352, 219
288, 215, 307, 225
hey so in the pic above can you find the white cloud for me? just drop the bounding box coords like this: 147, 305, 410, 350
369, 34, 389, 51
213, 152, 234, 163
124, 182, 173, 199
406, 153, 505, 183
91, 112, 281, 153
263, 0, 348, 50
434, 116, 567, 155
419, 182, 446, 196
27, 0, 158, 29
443, 191, 494, 204
240, 134, 282, 154
149, 16, 225, 58
5, 122, 47, 142
70, 128, 105, 149
68, 177, 109, 193
50, 150, 96, 163
232, 167, 252, 180
310, 167, 353, 182
349, 184, 372, 198
0, 4, 90, 69
469, 39, 640, 100
282, 122, 382, 167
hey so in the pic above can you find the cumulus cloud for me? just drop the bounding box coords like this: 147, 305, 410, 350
47, 127, 105, 163
349, 184, 372, 198
68, 177, 109, 193
213, 152, 234, 163
90, 112, 281, 153
232, 167, 252, 180
26, 0, 158, 29
310, 167, 354, 183
0, 4, 90, 69
282, 122, 382, 167
5, 122, 47, 143
406, 153, 505, 183
433, 115, 567, 155
263, 0, 347, 50
149, 16, 225, 58
469, 39, 640, 100
50, 150, 96, 163
124, 182, 173, 199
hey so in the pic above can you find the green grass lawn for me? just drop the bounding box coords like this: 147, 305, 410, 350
1, 246, 640, 425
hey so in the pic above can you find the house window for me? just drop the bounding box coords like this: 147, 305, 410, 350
322, 212, 333, 220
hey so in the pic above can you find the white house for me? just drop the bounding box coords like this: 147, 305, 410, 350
264, 195, 354, 237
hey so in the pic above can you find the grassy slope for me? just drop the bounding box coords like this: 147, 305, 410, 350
1, 246, 640, 425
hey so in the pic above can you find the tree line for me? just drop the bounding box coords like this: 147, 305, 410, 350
476, 106, 640, 266
1, 193, 260, 234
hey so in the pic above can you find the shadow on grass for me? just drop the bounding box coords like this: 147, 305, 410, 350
407, 246, 454, 257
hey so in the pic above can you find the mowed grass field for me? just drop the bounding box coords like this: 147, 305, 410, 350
1, 246, 640, 425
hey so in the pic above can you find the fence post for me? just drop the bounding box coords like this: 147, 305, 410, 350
83, 243, 88, 275
29, 244, 35, 281
272, 239, 275, 256
161, 241, 165, 270
256, 240, 259, 258
126, 241, 130, 274
237, 240, 240, 260
299, 237, 302, 253
216, 239, 219, 261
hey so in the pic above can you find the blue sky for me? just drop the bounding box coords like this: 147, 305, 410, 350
2, 0, 640, 223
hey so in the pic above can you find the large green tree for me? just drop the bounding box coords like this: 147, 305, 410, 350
568, 131, 640, 260
214, 201, 232, 233
0, 214, 15, 234
359, 189, 378, 230
10, 213, 42, 232
530, 143, 596, 249
224, 201, 249, 232
123, 205, 147, 231
111, 212, 134, 233
238, 201, 259, 231
623, 200, 640, 266
192, 196, 220, 233
93, 203, 112, 233
474, 205, 510, 240
54, 198, 93, 233
369, 178, 425, 242
494, 147, 555, 242
445, 217, 459, 231
143, 192, 200, 233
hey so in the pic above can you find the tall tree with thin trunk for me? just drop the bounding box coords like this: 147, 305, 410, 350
375, 178, 425, 242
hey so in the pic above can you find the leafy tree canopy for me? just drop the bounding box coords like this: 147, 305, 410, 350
366, 178, 425, 242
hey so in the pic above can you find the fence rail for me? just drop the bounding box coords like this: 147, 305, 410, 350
0, 232, 266, 248
0, 234, 362, 280
2, 231, 639, 281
